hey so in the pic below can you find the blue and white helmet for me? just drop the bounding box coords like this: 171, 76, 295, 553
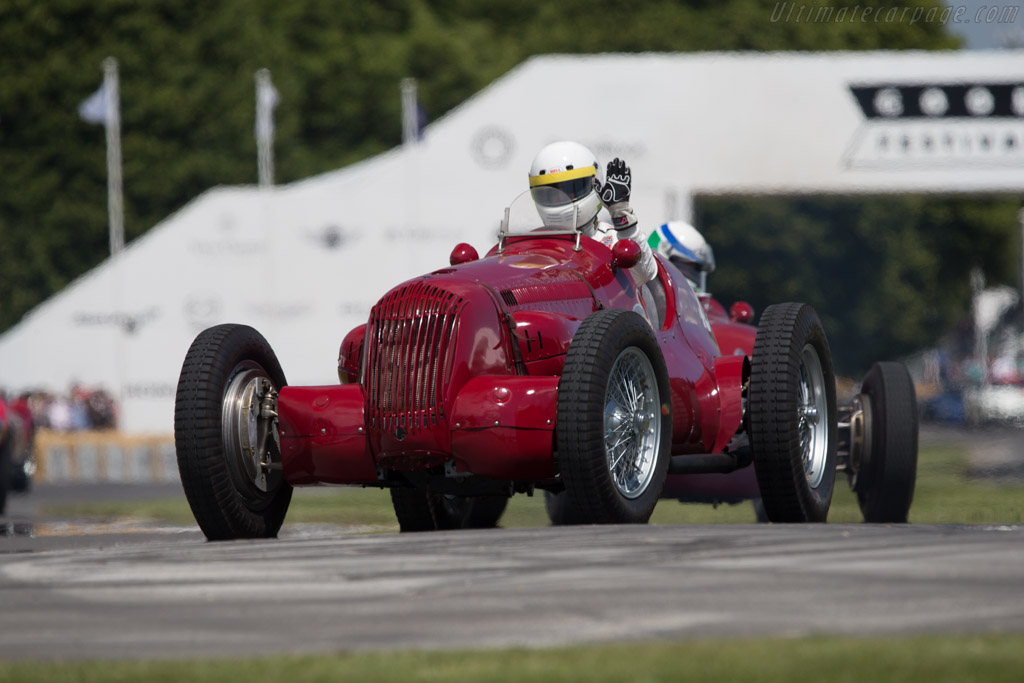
649, 221, 715, 291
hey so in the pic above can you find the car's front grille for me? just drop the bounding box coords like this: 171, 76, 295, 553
365, 282, 462, 432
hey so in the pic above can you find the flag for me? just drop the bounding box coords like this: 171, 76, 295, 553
79, 82, 108, 125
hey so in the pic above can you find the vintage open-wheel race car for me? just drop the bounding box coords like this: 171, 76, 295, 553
173, 190, 919, 540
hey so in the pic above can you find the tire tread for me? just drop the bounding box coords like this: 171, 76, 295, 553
557, 309, 671, 524
749, 303, 837, 523
174, 324, 292, 540
858, 362, 918, 523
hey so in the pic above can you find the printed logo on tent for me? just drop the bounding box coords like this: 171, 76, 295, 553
843, 82, 1024, 169
471, 127, 515, 169
124, 383, 176, 399
73, 307, 161, 335
304, 224, 349, 250
247, 301, 312, 320
184, 294, 224, 331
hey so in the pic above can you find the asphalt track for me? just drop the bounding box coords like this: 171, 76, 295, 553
2, 513, 1023, 660
2, 424, 1023, 661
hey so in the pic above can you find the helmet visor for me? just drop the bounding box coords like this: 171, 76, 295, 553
669, 257, 701, 284
530, 176, 596, 207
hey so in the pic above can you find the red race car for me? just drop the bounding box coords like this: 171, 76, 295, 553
174, 192, 918, 539
651, 241, 917, 526
0, 393, 35, 515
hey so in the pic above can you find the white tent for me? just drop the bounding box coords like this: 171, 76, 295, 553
3, 51, 1023, 433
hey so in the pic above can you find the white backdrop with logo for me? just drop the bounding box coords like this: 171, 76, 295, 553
2, 50, 1023, 433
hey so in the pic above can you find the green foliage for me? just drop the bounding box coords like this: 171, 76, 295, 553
0, 0, 965, 343
697, 195, 1022, 374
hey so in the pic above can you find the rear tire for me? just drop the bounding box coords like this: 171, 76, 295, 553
390, 489, 509, 532
749, 303, 837, 523
390, 488, 438, 532
557, 309, 671, 524
174, 324, 292, 540
856, 362, 918, 523
544, 490, 582, 526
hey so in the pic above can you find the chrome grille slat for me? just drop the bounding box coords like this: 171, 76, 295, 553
365, 283, 462, 432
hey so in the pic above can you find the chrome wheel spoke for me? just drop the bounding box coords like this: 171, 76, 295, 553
797, 344, 828, 489
603, 347, 661, 499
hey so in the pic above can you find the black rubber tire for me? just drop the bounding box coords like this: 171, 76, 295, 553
390, 489, 509, 532
390, 488, 438, 532
557, 309, 672, 524
751, 497, 770, 523
0, 435, 10, 516
857, 362, 919, 523
10, 464, 30, 494
174, 324, 293, 540
543, 490, 583, 526
749, 303, 837, 523
435, 495, 509, 530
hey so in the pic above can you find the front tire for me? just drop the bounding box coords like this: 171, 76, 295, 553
749, 303, 837, 522
174, 324, 292, 540
557, 309, 671, 524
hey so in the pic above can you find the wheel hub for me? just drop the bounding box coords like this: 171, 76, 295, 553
603, 347, 661, 499
222, 363, 281, 493
842, 394, 872, 491
797, 344, 829, 489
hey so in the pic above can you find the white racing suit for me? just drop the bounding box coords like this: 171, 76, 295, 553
584, 218, 659, 287
584, 217, 661, 325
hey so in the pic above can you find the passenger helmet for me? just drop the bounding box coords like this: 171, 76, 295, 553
649, 221, 716, 291
528, 141, 601, 229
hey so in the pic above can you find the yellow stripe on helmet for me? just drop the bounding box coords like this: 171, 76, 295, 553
528, 165, 596, 188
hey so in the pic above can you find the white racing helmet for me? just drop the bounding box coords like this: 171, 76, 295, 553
649, 221, 716, 291
528, 141, 601, 229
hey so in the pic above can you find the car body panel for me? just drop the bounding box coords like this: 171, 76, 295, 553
282, 232, 750, 493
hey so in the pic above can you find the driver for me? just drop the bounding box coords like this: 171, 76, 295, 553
528, 141, 658, 287
648, 220, 716, 294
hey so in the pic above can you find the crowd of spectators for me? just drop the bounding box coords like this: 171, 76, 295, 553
0, 386, 118, 433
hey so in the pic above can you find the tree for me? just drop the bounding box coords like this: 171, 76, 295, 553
0, 0, 969, 347
696, 195, 1022, 374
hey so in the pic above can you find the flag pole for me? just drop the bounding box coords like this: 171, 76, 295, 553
103, 57, 124, 256
255, 69, 277, 188
401, 78, 419, 146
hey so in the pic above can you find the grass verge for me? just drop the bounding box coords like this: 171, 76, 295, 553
39, 441, 1024, 529
1, 634, 1023, 682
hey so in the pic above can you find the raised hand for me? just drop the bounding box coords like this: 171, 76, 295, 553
600, 158, 632, 206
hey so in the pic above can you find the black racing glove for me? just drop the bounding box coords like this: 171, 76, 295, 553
599, 158, 637, 230
599, 158, 631, 205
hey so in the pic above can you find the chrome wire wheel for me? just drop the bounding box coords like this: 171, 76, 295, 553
603, 347, 661, 499
798, 343, 829, 489
221, 360, 281, 497
558, 309, 670, 524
